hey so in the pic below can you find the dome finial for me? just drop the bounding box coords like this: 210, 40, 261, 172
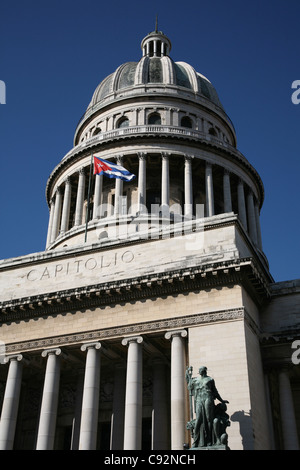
155, 15, 158, 33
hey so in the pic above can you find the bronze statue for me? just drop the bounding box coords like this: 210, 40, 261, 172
186, 366, 230, 448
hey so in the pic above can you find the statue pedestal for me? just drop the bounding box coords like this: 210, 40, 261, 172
190, 445, 229, 451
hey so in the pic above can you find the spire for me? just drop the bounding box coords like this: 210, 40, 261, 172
155, 15, 158, 33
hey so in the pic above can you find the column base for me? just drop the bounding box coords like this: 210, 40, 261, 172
189, 445, 229, 451
189, 444, 230, 451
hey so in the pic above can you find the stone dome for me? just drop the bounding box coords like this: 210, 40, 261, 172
87, 57, 224, 110
74, 29, 227, 144
46, 26, 265, 268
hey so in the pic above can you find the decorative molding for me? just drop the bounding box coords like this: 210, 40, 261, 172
122, 336, 143, 346
3, 354, 23, 364
0, 257, 271, 323
5, 307, 246, 355
165, 329, 188, 340
41, 348, 62, 358
81, 342, 101, 352
45, 126, 264, 208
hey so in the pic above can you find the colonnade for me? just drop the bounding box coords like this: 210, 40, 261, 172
0, 330, 187, 450
46, 153, 262, 250
142, 39, 169, 57
142, 36, 170, 58
1, 337, 299, 450
278, 367, 300, 450
263, 365, 300, 450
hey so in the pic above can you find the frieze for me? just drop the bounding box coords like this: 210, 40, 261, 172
5, 307, 246, 355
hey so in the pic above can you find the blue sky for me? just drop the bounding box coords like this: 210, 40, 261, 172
0, 0, 299, 283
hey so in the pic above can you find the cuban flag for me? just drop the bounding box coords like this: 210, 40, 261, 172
93, 156, 136, 182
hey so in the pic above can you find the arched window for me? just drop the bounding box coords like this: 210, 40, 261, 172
181, 116, 193, 129
92, 128, 101, 136
208, 127, 217, 137
117, 117, 129, 128
148, 113, 161, 125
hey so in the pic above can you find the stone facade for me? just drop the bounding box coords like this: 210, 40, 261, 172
0, 28, 299, 451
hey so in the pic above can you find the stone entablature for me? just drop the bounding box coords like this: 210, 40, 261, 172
0, 215, 270, 304
0, 226, 272, 331
261, 280, 300, 337
0, 258, 268, 324
4, 307, 247, 355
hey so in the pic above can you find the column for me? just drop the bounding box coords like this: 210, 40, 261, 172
165, 330, 187, 450
74, 168, 86, 226
46, 199, 55, 248
70, 370, 84, 450
247, 190, 258, 245
122, 336, 143, 450
254, 200, 263, 250
205, 162, 214, 217
114, 157, 123, 217
184, 156, 193, 217
138, 153, 147, 214
278, 367, 299, 450
110, 363, 126, 450
161, 153, 170, 208
51, 187, 62, 242
71, 369, 84, 450
152, 359, 169, 450
139, 108, 146, 126
165, 108, 172, 126
237, 179, 248, 230
36, 348, 62, 450
60, 177, 72, 234
264, 373, 276, 450
93, 173, 103, 219
0, 355, 24, 450
79, 342, 101, 450
223, 169, 232, 213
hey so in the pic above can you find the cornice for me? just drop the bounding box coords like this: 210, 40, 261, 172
261, 329, 300, 345
0, 257, 271, 324
45, 127, 264, 208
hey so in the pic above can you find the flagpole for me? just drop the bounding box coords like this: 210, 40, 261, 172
84, 152, 94, 243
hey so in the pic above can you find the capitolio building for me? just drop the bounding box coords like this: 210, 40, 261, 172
0, 27, 299, 451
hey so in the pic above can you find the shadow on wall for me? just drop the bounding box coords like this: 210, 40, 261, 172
230, 410, 253, 450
